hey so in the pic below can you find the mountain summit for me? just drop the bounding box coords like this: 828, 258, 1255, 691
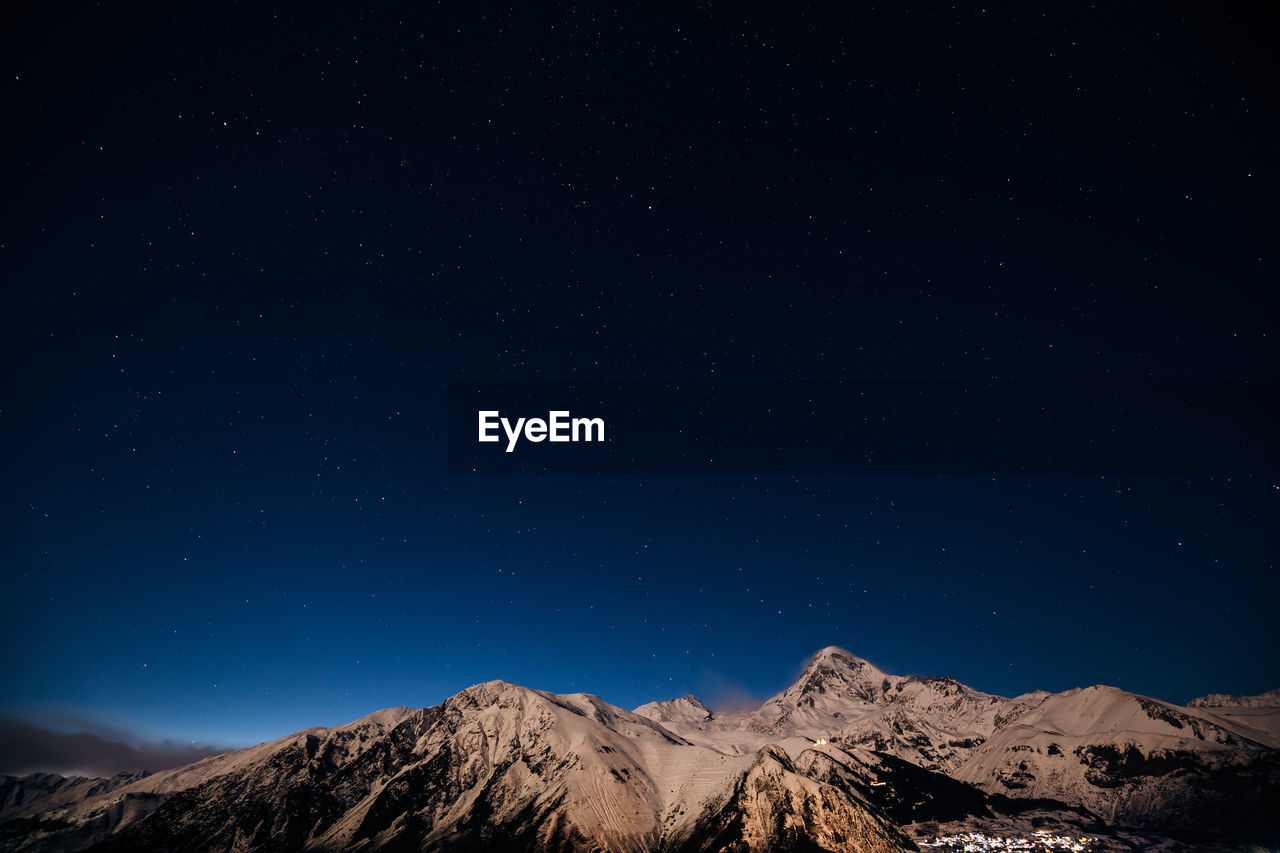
3, 648, 1277, 852
631, 695, 714, 729
782, 646, 891, 702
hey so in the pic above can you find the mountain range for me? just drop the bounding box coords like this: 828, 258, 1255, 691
2, 647, 1276, 852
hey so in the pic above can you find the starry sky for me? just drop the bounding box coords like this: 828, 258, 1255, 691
2, 2, 1277, 773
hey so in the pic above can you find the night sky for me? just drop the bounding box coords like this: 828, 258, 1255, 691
2, 3, 1277, 773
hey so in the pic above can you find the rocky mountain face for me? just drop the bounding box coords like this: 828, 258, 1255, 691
0, 772, 151, 828
1, 680, 912, 853
631, 696, 714, 730
637, 648, 1280, 844
1188, 687, 1280, 709
2, 648, 1276, 852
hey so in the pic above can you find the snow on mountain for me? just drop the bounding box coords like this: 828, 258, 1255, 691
327, 682, 907, 852
135, 705, 420, 796
640, 647, 1280, 838
0, 705, 419, 852
0, 771, 150, 824
631, 696, 713, 730
4, 648, 1277, 851
634, 648, 1013, 772
949, 684, 1279, 828
681, 745, 914, 853
3, 680, 913, 852
1185, 688, 1280, 750
1188, 688, 1280, 709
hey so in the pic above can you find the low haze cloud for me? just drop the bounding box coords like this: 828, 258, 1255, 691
0, 717, 233, 778
697, 671, 766, 714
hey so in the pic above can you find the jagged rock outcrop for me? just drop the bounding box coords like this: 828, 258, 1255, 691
2, 681, 914, 852
637, 647, 1280, 842
4, 648, 1277, 851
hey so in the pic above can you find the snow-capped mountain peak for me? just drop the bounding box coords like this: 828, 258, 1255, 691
631, 695, 714, 728
1188, 687, 1280, 708
5, 649, 1278, 851
781, 646, 891, 703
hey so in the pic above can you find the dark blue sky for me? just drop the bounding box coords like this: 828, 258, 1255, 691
2, 2, 1277, 762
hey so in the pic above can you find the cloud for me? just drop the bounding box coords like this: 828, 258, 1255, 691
696, 670, 766, 714
0, 717, 232, 778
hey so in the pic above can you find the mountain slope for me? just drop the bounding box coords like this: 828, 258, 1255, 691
0, 772, 150, 825
949, 685, 1280, 831
3, 681, 913, 853
4, 648, 1277, 851
638, 647, 1280, 840
0, 706, 420, 852
1189, 688, 1280, 709
633, 648, 1016, 772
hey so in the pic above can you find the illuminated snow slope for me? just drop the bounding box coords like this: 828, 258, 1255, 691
3, 648, 1276, 851
637, 647, 1279, 833
1, 678, 911, 852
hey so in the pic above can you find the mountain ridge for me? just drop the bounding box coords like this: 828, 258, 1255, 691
3, 647, 1276, 852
